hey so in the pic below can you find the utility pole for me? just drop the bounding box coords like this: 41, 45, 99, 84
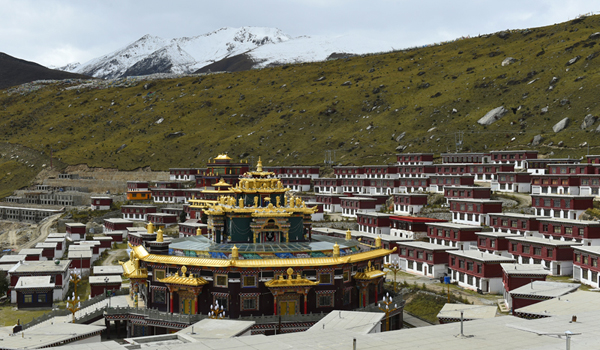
455, 131, 464, 153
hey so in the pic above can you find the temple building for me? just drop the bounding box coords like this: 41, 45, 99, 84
120, 158, 396, 335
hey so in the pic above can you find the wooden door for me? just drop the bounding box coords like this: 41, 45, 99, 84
280, 300, 296, 315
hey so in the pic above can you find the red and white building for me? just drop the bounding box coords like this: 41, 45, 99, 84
148, 213, 179, 228
263, 166, 320, 179
392, 193, 428, 215
179, 220, 208, 238
537, 217, 600, 245
89, 275, 123, 297
90, 197, 112, 211
397, 241, 458, 278
531, 194, 593, 219
333, 166, 365, 179
488, 213, 545, 237
397, 164, 436, 178
313, 178, 342, 194
530, 175, 580, 195
356, 212, 393, 235
363, 178, 401, 195
578, 175, 600, 196
435, 163, 515, 181
490, 150, 538, 170
476, 231, 513, 257
441, 152, 491, 164
169, 168, 199, 181
151, 182, 186, 204
280, 177, 312, 192
428, 175, 475, 193
448, 198, 503, 226
501, 263, 550, 310
396, 153, 434, 165
509, 281, 578, 312
34, 242, 59, 260
491, 172, 531, 193
525, 158, 580, 175
68, 250, 93, 274
426, 222, 485, 250
448, 250, 515, 293
8, 260, 71, 303
340, 197, 377, 218
390, 216, 446, 240
121, 205, 157, 221
65, 222, 86, 241
444, 186, 491, 203
398, 177, 430, 193
573, 246, 600, 288
507, 236, 581, 276
315, 194, 344, 213
340, 178, 365, 194
104, 218, 134, 233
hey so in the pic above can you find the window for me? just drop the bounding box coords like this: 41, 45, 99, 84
154, 269, 166, 281
343, 289, 351, 305
565, 227, 573, 235
467, 262, 473, 271
575, 253, 581, 262
215, 296, 229, 310
317, 294, 333, 308
521, 221, 527, 229
523, 245, 530, 254
319, 273, 332, 284
37, 294, 47, 303
153, 289, 166, 304
24, 294, 33, 303
242, 276, 256, 288
579, 228, 585, 236
511, 243, 518, 252
547, 249, 553, 258
583, 256, 589, 265
343, 270, 350, 282
553, 226, 561, 234
490, 240, 496, 248
533, 247, 542, 256
417, 251, 424, 259
426, 253, 433, 261
476, 264, 482, 273
215, 274, 228, 288
240, 296, 258, 311
459, 260, 465, 269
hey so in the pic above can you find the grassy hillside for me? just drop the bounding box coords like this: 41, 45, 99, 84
1, 15, 600, 196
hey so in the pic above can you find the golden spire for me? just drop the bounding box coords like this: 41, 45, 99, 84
375, 235, 382, 248
333, 242, 340, 258
346, 229, 352, 240
196, 227, 202, 236
231, 245, 239, 260
146, 221, 154, 234
156, 228, 164, 243
257, 156, 263, 172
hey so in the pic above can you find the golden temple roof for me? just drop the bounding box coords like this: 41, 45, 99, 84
131, 244, 395, 268
213, 178, 232, 187
353, 261, 386, 280
158, 272, 208, 286
265, 267, 319, 288
215, 154, 232, 160
121, 259, 148, 279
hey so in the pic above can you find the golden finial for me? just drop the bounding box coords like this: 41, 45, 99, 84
375, 235, 382, 248
156, 228, 164, 242
257, 156, 263, 172
196, 227, 202, 236
232, 245, 239, 260
181, 265, 187, 275
333, 242, 340, 258
146, 221, 154, 234
239, 198, 244, 207
346, 229, 352, 240
286, 267, 294, 278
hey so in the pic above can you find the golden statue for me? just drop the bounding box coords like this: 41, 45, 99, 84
254, 196, 259, 208
296, 197, 302, 208
146, 222, 154, 234
239, 198, 244, 207
276, 196, 281, 207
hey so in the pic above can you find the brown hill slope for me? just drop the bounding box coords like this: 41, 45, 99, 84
0, 53, 92, 89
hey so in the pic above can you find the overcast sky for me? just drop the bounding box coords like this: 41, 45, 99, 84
0, 0, 596, 67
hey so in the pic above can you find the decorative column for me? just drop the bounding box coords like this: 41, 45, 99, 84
169, 290, 173, 313
274, 293, 278, 315
303, 292, 308, 314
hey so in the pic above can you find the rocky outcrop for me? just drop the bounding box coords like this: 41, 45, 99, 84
581, 114, 597, 129
532, 134, 543, 146
477, 106, 508, 125
553, 117, 570, 133
501, 57, 517, 66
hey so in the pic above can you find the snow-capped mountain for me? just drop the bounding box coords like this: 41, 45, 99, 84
61, 27, 396, 79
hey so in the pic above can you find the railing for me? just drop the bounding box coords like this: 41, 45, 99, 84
238, 312, 327, 323
21, 308, 70, 330
105, 306, 207, 324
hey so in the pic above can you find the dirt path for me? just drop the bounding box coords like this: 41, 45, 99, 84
102, 248, 128, 266
388, 270, 499, 306
21, 214, 62, 249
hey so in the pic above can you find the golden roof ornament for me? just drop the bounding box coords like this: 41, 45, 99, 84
333, 242, 340, 258
256, 156, 263, 172
375, 235, 382, 248
181, 265, 187, 275
196, 227, 202, 236
156, 228, 164, 243
231, 245, 239, 260
146, 221, 154, 234
346, 229, 352, 240
215, 154, 232, 160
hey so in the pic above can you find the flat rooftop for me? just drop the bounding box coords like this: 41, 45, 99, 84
89, 275, 122, 284
501, 263, 551, 276
449, 250, 516, 263
93, 265, 123, 275
510, 281, 579, 298
514, 290, 600, 317
397, 241, 459, 251
506, 236, 583, 247
15, 275, 54, 289
437, 303, 498, 320
9, 260, 70, 273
